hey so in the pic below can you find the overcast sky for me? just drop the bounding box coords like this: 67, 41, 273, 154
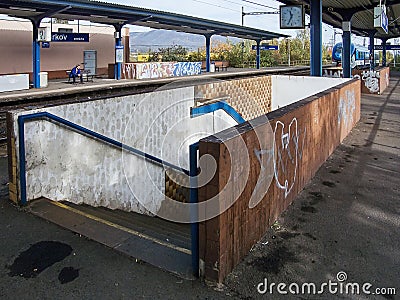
100, 0, 346, 45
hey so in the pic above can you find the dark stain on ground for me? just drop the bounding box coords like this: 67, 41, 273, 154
303, 233, 317, 240
322, 181, 336, 188
308, 192, 325, 206
329, 170, 341, 174
301, 205, 317, 213
291, 224, 299, 231
365, 122, 375, 125
297, 217, 306, 223
276, 231, 300, 239
248, 245, 299, 274
58, 267, 80, 284
7, 241, 73, 278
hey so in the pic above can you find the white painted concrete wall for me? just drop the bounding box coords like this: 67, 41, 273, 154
12, 87, 237, 215
271, 75, 351, 110
0, 74, 29, 92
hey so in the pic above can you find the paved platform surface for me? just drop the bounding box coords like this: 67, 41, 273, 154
0, 74, 398, 299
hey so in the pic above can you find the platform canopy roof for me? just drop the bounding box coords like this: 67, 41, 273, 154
279, 0, 400, 40
0, 0, 289, 41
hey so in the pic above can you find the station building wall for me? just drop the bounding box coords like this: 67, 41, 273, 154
0, 19, 122, 79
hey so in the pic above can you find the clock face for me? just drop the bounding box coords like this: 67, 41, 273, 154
280, 5, 304, 29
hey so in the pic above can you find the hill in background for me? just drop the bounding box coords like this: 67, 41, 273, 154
130, 29, 240, 52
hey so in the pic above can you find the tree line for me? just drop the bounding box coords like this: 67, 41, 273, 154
144, 30, 332, 67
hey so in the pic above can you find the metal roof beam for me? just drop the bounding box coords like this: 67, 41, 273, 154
36, 5, 71, 20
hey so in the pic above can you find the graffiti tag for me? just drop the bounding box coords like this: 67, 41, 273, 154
338, 90, 356, 127
249, 118, 306, 208
361, 70, 380, 93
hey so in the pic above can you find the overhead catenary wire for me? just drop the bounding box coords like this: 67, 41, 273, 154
242, 0, 278, 11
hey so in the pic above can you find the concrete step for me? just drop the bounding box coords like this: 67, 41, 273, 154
28, 198, 195, 280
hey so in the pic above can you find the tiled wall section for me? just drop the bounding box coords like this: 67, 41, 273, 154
198, 79, 361, 282
194, 76, 272, 120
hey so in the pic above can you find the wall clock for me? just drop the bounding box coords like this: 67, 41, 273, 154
280, 5, 305, 29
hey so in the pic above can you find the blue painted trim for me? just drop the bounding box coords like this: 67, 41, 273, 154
191, 101, 246, 124
205, 35, 211, 72
32, 22, 41, 88
310, 0, 322, 76
342, 31, 351, 78
18, 117, 27, 206
17, 112, 189, 205
189, 142, 199, 277
256, 40, 261, 69
369, 32, 375, 70
115, 37, 122, 80
382, 40, 387, 66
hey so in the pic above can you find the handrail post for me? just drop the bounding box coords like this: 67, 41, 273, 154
189, 142, 199, 277
18, 116, 27, 205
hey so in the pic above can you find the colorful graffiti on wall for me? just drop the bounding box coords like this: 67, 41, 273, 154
124, 62, 202, 80
135, 62, 174, 79
173, 62, 202, 77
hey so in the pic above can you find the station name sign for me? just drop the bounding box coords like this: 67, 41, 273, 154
51, 32, 89, 42
369, 45, 400, 50
251, 44, 279, 51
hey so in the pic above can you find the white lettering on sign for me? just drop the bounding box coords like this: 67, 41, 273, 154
52, 34, 67, 41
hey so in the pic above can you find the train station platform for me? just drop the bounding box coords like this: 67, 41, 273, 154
0, 72, 398, 297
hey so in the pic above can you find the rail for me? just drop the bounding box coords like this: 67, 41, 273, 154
17, 112, 189, 206
191, 101, 246, 124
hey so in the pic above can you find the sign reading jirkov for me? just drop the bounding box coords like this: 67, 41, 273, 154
252, 44, 279, 51
370, 45, 400, 51
51, 32, 89, 42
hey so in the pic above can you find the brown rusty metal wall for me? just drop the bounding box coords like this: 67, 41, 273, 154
353, 67, 390, 94
198, 79, 361, 282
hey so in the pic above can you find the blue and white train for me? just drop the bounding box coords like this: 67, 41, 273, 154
332, 42, 371, 68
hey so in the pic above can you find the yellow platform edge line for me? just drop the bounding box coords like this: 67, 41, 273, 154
50, 201, 192, 255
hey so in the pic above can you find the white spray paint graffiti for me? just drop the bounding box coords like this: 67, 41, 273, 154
361, 70, 380, 93
323, 69, 343, 78
385, 72, 389, 88
338, 90, 356, 127
250, 118, 306, 207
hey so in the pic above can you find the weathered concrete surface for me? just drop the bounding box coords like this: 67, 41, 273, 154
224, 75, 400, 298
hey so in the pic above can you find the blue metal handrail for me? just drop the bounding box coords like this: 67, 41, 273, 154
189, 142, 199, 277
190, 101, 246, 124
18, 112, 189, 206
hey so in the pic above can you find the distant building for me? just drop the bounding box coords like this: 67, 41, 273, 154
0, 19, 130, 79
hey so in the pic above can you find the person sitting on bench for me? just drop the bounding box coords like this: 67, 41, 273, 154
70, 64, 83, 84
